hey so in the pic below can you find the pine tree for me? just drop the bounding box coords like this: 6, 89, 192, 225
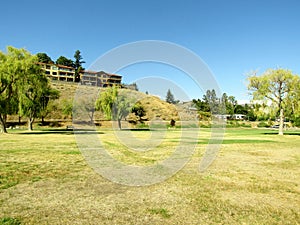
166, 89, 176, 104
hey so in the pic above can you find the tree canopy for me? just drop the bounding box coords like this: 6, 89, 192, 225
248, 68, 300, 135
0, 46, 59, 132
95, 86, 133, 129
36, 53, 54, 64
56, 56, 74, 67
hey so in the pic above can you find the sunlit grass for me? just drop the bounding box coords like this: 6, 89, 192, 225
0, 128, 299, 224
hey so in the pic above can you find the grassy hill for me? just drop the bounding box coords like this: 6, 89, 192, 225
49, 81, 180, 124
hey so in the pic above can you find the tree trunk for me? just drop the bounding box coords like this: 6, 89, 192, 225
117, 119, 122, 130
278, 108, 284, 135
0, 114, 8, 133
28, 117, 34, 131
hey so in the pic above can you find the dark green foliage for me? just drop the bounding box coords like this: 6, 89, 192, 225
56, 56, 74, 67
166, 89, 177, 104
131, 103, 146, 122
257, 121, 270, 128
73, 50, 85, 82
36, 52, 54, 64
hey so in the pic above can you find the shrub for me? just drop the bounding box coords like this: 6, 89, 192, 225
291, 117, 300, 127
257, 121, 270, 128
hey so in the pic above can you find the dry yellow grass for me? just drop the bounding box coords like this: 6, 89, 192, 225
0, 128, 299, 224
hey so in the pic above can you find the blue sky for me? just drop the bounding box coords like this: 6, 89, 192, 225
1, 0, 299, 101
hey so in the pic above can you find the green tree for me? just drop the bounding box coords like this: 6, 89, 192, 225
248, 68, 300, 135
166, 89, 176, 104
204, 89, 220, 114
95, 86, 132, 129
74, 50, 85, 82
36, 53, 54, 64
62, 99, 74, 119
0, 47, 33, 133
131, 102, 146, 123
17, 57, 57, 130
0, 46, 54, 132
56, 56, 74, 67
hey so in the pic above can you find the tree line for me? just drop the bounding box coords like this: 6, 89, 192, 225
191, 89, 256, 121
189, 69, 299, 135
1, 46, 299, 135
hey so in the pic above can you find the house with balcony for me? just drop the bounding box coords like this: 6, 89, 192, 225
38, 62, 122, 86
38, 62, 76, 82
80, 71, 122, 87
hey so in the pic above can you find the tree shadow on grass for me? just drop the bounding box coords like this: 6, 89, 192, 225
263, 131, 300, 136
15, 129, 104, 135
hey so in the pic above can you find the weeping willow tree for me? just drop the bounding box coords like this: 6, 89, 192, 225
18, 69, 53, 131
0, 46, 59, 132
95, 86, 132, 129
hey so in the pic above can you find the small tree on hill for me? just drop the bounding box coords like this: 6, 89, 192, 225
131, 102, 146, 123
166, 89, 177, 104
95, 86, 133, 129
74, 50, 85, 82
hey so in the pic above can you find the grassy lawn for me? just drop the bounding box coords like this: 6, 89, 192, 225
0, 128, 299, 224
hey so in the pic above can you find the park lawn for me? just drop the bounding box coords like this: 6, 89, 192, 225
0, 128, 299, 224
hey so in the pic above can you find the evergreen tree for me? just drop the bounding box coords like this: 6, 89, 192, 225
166, 89, 176, 104
74, 50, 85, 82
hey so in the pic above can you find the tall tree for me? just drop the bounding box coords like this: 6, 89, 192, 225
74, 50, 85, 82
248, 68, 300, 135
36, 53, 54, 64
0, 46, 55, 132
56, 56, 74, 67
0, 47, 31, 133
17, 57, 58, 130
166, 89, 176, 104
204, 89, 220, 114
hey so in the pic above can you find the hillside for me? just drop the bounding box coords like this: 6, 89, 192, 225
49, 82, 181, 123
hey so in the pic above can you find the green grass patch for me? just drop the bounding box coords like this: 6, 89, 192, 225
148, 208, 172, 218
0, 217, 21, 225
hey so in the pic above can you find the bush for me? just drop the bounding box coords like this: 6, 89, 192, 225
291, 117, 300, 127
257, 121, 270, 128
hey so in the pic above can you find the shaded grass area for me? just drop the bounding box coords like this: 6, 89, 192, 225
0, 128, 299, 224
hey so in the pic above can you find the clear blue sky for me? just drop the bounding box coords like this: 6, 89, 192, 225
1, 0, 299, 101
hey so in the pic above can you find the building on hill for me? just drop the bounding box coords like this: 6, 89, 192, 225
38, 62, 76, 82
38, 62, 122, 87
80, 70, 122, 87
